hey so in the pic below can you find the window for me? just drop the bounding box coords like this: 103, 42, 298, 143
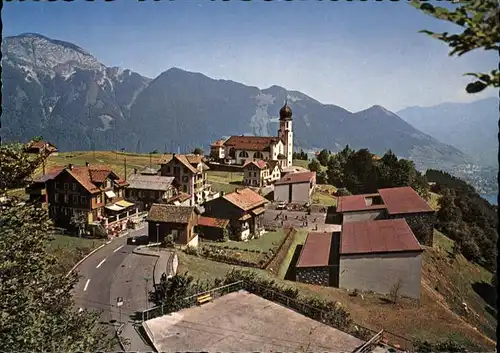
97, 194, 102, 204
54, 181, 59, 189
239, 151, 249, 158
64, 183, 69, 190
73, 195, 78, 203
182, 176, 188, 183
80, 196, 87, 204
64, 195, 69, 203
174, 167, 180, 174
166, 166, 171, 173
150, 190, 155, 198
139, 191, 145, 198
54, 193, 59, 203
183, 185, 187, 193
253, 172, 257, 177
72, 183, 77, 191
254, 151, 264, 159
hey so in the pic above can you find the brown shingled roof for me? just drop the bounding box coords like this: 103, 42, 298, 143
275, 172, 315, 186
341, 219, 422, 255
296, 232, 333, 268
57, 165, 127, 194
336, 193, 385, 213
197, 216, 229, 228
243, 160, 268, 170
223, 188, 268, 211
211, 139, 226, 147
146, 204, 197, 223
224, 136, 281, 152
158, 154, 208, 173
378, 187, 433, 215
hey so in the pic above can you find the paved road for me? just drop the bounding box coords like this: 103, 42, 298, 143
72, 224, 156, 352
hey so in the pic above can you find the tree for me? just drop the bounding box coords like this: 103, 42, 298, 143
0, 142, 116, 351
317, 149, 330, 166
192, 148, 204, 155
32, 135, 44, 142
307, 158, 322, 173
0, 143, 45, 191
411, 0, 500, 93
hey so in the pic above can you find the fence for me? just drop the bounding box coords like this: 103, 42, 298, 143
353, 329, 384, 353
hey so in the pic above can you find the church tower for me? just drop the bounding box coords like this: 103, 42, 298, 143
278, 100, 293, 168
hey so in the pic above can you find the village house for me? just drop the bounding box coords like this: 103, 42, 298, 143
196, 216, 230, 241
146, 204, 200, 247
210, 102, 294, 168
273, 171, 316, 205
158, 153, 219, 206
125, 170, 181, 211
202, 188, 268, 240
336, 186, 435, 246
25, 140, 58, 156
25, 167, 64, 208
296, 218, 423, 300
43, 163, 138, 236
242, 160, 281, 187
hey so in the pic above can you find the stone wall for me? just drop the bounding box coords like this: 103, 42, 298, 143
390, 212, 435, 247
296, 266, 330, 286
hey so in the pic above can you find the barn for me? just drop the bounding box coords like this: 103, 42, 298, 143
273, 171, 316, 205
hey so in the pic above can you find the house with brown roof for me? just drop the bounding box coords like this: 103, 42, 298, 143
25, 140, 58, 156
336, 186, 435, 246
210, 103, 295, 168
274, 171, 316, 204
202, 187, 268, 240
196, 216, 230, 241
125, 170, 182, 211
158, 153, 219, 206
146, 204, 200, 247
25, 167, 64, 207
296, 219, 423, 299
44, 163, 137, 236
242, 160, 281, 187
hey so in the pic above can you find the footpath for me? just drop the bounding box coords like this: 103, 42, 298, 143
113, 245, 178, 352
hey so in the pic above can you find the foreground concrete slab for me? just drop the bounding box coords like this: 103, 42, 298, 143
143, 290, 364, 352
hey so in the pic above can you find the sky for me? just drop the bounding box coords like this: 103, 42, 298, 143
3, 0, 497, 113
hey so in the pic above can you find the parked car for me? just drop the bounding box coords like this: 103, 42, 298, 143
276, 201, 287, 210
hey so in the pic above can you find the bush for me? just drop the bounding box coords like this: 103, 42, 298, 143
414, 339, 467, 352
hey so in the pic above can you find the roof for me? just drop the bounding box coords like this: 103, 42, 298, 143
27, 140, 57, 151
223, 136, 281, 152
126, 174, 175, 191
32, 167, 64, 183
55, 165, 127, 194
378, 187, 433, 215
211, 139, 226, 147
267, 160, 280, 170
336, 193, 386, 213
275, 171, 315, 186
341, 219, 422, 255
158, 154, 208, 173
223, 188, 268, 211
296, 232, 333, 268
167, 192, 191, 204
139, 167, 160, 175
197, 216, 229, 228
146, 204, 197, 223
243, 160, 268, 170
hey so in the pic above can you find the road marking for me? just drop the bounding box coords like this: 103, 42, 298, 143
83, 279, 90, 291
78, 308, 83, 313
113, 245, 124, 253
96, 258, 106, 268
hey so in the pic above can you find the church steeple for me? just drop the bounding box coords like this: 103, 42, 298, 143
279, 100, 293, 121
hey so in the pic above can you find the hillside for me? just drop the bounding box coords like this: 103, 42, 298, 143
3, 33, 470, 172
397, 97, 498, 167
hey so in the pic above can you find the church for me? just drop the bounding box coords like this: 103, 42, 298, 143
210, 102, 294, 169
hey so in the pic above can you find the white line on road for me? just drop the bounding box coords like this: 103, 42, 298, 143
83, 279, 90, 291
78, 308, 83, 313
113, 245, 124, 253
96, 258, 106, 268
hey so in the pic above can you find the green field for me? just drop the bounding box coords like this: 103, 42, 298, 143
312, 184, 338, 206
204, 229, 285, 252
207, 170, 243, 183
278, 229, 308, 278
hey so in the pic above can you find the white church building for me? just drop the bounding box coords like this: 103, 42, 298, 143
210, 102, 294, 169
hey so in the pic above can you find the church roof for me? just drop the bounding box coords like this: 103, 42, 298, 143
279, 101, 293, 121
224, 136, 281, 152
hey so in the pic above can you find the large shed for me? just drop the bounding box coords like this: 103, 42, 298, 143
339, 218, 423, 299
274, 171, 316, 204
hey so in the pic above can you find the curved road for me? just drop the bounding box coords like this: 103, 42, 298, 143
71, 226, 157, 352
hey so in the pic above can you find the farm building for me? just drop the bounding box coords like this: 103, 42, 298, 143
296, 218, 423, 299
336, 186, 435, 246
274, 171, 316, 204
339, 219, 423, 299
196, 216, 230, 241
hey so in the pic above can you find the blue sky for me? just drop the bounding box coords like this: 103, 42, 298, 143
3, 0, 497, 112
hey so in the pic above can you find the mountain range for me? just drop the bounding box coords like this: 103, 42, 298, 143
397, 97, 498, 168
2, 33, 476, 172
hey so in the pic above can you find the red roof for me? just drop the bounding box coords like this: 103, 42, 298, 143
275, 171, 316, 186
55, 165, 127, 194
224, 136, 281, 152
197, 216, 229, 228
336, 193, 385, 213
211, 139, 226, 147
223, 187, 268, 211
341, 219, 422, 255
243, 160, 268, 170
378, 187, 433, 215
296, 232, 333, 268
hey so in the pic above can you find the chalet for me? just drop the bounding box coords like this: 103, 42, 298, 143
274, 171, 316, 204
203, 188, 268, 240
336, 186, 435, 246
25, 140, 58, 155
25, 167, 64, 207
125, 171, 180, 211
158, 153, 219, 206
210, 103, 294, 168
45, 163, 137, 237
242, 160, 281, 187
296, 219, 423, 299
146, 204, 200, 247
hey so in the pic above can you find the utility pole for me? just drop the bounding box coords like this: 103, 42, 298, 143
124, 157, 127, 181
149, 152, 152, 169
156, 223, 160, 251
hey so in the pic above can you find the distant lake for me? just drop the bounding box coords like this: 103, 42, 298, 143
481, 194, 498, 205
